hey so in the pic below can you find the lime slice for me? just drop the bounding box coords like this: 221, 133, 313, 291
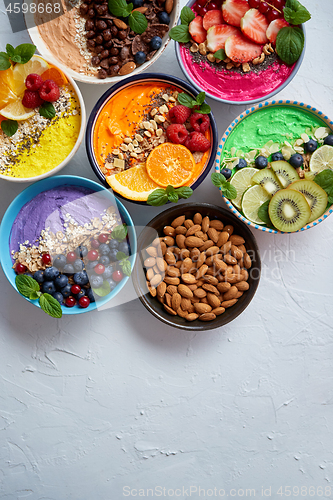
309, 145, 333, 173
241, 185, 271, 225
229, 167, 259, 209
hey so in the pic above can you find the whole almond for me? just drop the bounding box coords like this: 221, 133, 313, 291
153, 265, 160, 274
165, 292, 172, 307
202, 275, 218, 285
150, 273, 163, 287
196, 279, 204, 287
146, 246, 158, 258
182, 273, 197, 285
199, 312, 216, 321
199, 240, 214, 252
196, 264, 208, 279
224, 254, 237, 265
221, 299, 238, 308
186, 313, 199, 321
220, 241, 232, 254
235, 291, 243, 299
209, 220, 224, 230
175, 225, 187, 235
207, 292, 221, 309
240, 269, 249, 281
217, 282, 231, 293
202, 284, 219, 295
146, 268, 155, 281
188, 284, 198, 291
164, 304, 177, 316
190, 248, 201, 261
225, 274, 241, 284
167, 266, 180, 277
171, 215, 185, 228
236, 281, 249, 291
206, 245, 220, 257
171, 292, 182, 310
212, 307, 225, 316
157, 295, 165, 304
147, 281, 156, 297
217, 231, 229, 247
157, 241, 167, 256
179, 248, 190, 260
167, 285, 178, 295
205, 256, 215, 267
193, 213, 202, 224
185, 236, 204, 247
194, 302, 212, 314
223, 285, 238, 301
165, 0, 173, 13
244, 253, 252, 269
207, 227, 219, 243
230, 235, 245, 245
233, 264, 241, 275
177, 307, 188, 318
164, 276, 180, 285
178, 284, 193, 298
163, 225, 175, 237
184, 219, 194, 229
144, 257, 156, 267
172, 246, 181, 258
163, 236, 174, 246
175, 261, 182, 269
113, 18, 127, 29
181, 297, 192, 311
194, 288, 207, 298
202, 216, 210, 233
133, 5, 148, 12
214, 259, 228, 273
231, 245, 243, 260
223, 225, 234, 235
191, 296, 200, 304
118, 62, 136, 76
205, 266, 217, 276
194, 251, 205, 269
186, 224, 201, 236
176, 234, 186, 249
238, 244, 246, 253
181, 257, 194, 274
165, 250, 176, 265
156, 256, 167, 272
152, 237, 162, 247
157, 281, 167, 297
194, 231, 205, 239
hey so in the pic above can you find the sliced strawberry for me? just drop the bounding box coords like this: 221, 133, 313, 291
225, 32, 261, 63
240, 8, 269, 44
266, 18, 289, 44
222, 0, 250, 27
203, 9, 224, 31
189, 16, 207, 44
206, 24, 240, 52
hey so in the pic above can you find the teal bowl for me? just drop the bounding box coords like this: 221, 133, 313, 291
0, 175, 137, 315
215, 99, 333, 234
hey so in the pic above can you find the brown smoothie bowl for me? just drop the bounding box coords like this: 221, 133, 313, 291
133, 203, 261, 331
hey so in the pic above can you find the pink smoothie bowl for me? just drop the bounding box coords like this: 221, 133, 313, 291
175, 0, 305, 105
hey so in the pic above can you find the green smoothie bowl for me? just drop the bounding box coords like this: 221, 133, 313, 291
214, 100, 333, 234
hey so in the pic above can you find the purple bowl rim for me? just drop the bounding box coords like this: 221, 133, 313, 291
85, 72, 218, 205
174, 1, 306, 105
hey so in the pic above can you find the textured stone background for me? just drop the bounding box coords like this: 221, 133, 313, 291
0, 0, 333, 498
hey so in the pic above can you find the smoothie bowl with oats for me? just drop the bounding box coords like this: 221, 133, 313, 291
0, 43, 85, 181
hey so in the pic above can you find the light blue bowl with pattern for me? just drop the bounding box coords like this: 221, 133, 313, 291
215, 100, 333, 234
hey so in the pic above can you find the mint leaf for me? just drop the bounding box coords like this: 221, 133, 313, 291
198, 102, 211, 114
221, 184, 237, 200
176, 186, 193, 199
15, 275, 40, 298
39, 102, 56, 119
196, 92, 206, 106
168, 191, 179, 203
108, 0, 129, 16
29, 290, 41, 300
258, 200, 271, 225
213, 49, 226, 60
180, 6, 195, 25
111, 223, 128, 241
211, 172, 227, 188
92, 281, 111, 297
0, 52, 11, 70
39, 293, 62, 318
116, 251, 127, 261
1, 119, 18, 137
283, 0, 311, 24
119, 259, 131, 276
6, 44, 15, 58
11, 55, 22, 63
129, 10, 148, 34
147, 188, 168, 206
314, 169, 333, 197
169, 25, 191, 43
14, 43, 36, 64
166, 184, 176, 195
276, 26, 304, 65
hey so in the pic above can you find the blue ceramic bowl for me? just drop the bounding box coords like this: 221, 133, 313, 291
175, 0, 306, 105
86, 73, 218, 204
0, 175, 137, 315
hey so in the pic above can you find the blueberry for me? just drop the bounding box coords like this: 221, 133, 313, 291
324, 134, 333, 146
271, 152, 284, 162
52, 292, 64, 304
53, 254, 67, 269
132, 0, 143, 7
255, 155, 268, 169
134, 51, 146, 65
158, 11, 170, 24
106, 278, 116, 292
75, 245, 88, 258
99, 255, 110, 266
86, 288, 95, 303
236, 158, 247, 169
109, 248, 119, 262
86, 260, 99, 270
73, 259, 84, 272
98, 243, 109, 255
61, 284, 72, 298
304, 139, 318, 153
103, 265, 114, 279
289, 153, 303, 168
63, 263, 75, 274
33, 270, 44, 283
43, 266, 60, 281
75, 289, 86, 299
74, 271, 89, 286
220, 168, 232, 180
90, 275, 103, 288
25, 273, 33, 278
118, 241, 130, 256
109, 239, 119, 250
42, 281, 56, 294
150, 36, 162, 50
55, 274, 69, 290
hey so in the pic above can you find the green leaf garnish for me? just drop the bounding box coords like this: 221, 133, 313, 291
116, 252, 132, 277
15, 275, 62, 318
213, 49, 226, 60
283, 0, 311, 24
13, 43, 36, 64
180, 6, 195, 25
211, 172, 237, 200
0, 43, 36, 71
108, 0, 148, 34
5, 44, 15, 58
147, 184, 193, 206
257, 200, 272, 225
177, 91, 211, 114
39, 102, 56, 119
92, 280, 111, 297
314, 169, 333, 205
0, 52, 11, 71
111, 223, 128, 241
175, 186, 193, 199
276, 26, 304, 65
129, 10, 148, 34
1, 119, 18, 137
39, 293, 63, 318
147, 188, 169, 206
15, 275, 40, 298
108, 0, 131, 16
169, 24, 191, 43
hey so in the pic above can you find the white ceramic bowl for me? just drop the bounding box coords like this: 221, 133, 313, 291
0, 56, 86, 183
25, 2, 180, 84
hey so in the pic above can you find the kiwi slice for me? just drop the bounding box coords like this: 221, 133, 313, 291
269, 189, 311, 232
271, 160, 300, 188
287, 179, 328, 223
252, 168, 282, 196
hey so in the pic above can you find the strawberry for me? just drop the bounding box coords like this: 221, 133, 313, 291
206, 24, 239, 52
189, 16, 207, 44
266, 18, 289, 45
240, 8, 269, 44
166, 124, 189, 144
203, 10, 224, 31
225, 32, 261, 63
185, 131, 211, 152
222, 0, 250, 27
169, 105, 192, 124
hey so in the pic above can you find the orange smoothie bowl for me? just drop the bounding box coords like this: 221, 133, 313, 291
86, 73, 218, 204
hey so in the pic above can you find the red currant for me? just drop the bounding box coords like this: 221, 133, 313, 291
112, 270, 123, 282
87, 249, 99, 261
248, 0, 260, 7
267, 8, 280, 21
42, 253, 51, 265
65, 296, 76, 307
198, 6, 208, 15
95, 264, 105, 275
91, 239, 100, 249
79, 296, 90, 308
258, 1, 269, 13
67, 252, 76, 263
16, 263, 27, 274
71, 284, 81, 295
98, 233, 109, 243
272, 0, 284, 8
197, 0, 206, 7
208, 1, 218, 7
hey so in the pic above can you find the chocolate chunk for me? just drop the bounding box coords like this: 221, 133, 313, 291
110, 47, 119, 56
80, 3, 89, 15
118, 30, 127, 40
87, 40, 96, 50
103, 29, 112, 41
104, 40, 113, 48
100, 59, 109, 69
96, 20, 108, 30
108, 64, 120, 76
85, 19, 95, 31
87, 8, 95, 17
95, 45, 104, 54
110, 26, 118, 37
95, 4, 108, 15
95, 34, 103, 44
98, 68, 108, 79
109, 56, 119, 65
86, 30, 96, 39
91, 56, 101, 66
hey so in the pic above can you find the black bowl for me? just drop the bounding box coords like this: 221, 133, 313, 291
133, 203, 261, 331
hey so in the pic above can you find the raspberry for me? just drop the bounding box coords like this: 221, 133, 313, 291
22, 90, 43, 109
166, 124, 189, 144
168, 105, 192, 124
39, 79, 60, 102
185, 131, 211, 152
190, 113, 210, 133
25, 73, 43, 91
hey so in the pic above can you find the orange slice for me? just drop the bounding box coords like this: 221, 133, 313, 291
146, 143, 196, 188
0, 67, 17, 108
41, 66, 68, 86
106, 164, 161, 201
